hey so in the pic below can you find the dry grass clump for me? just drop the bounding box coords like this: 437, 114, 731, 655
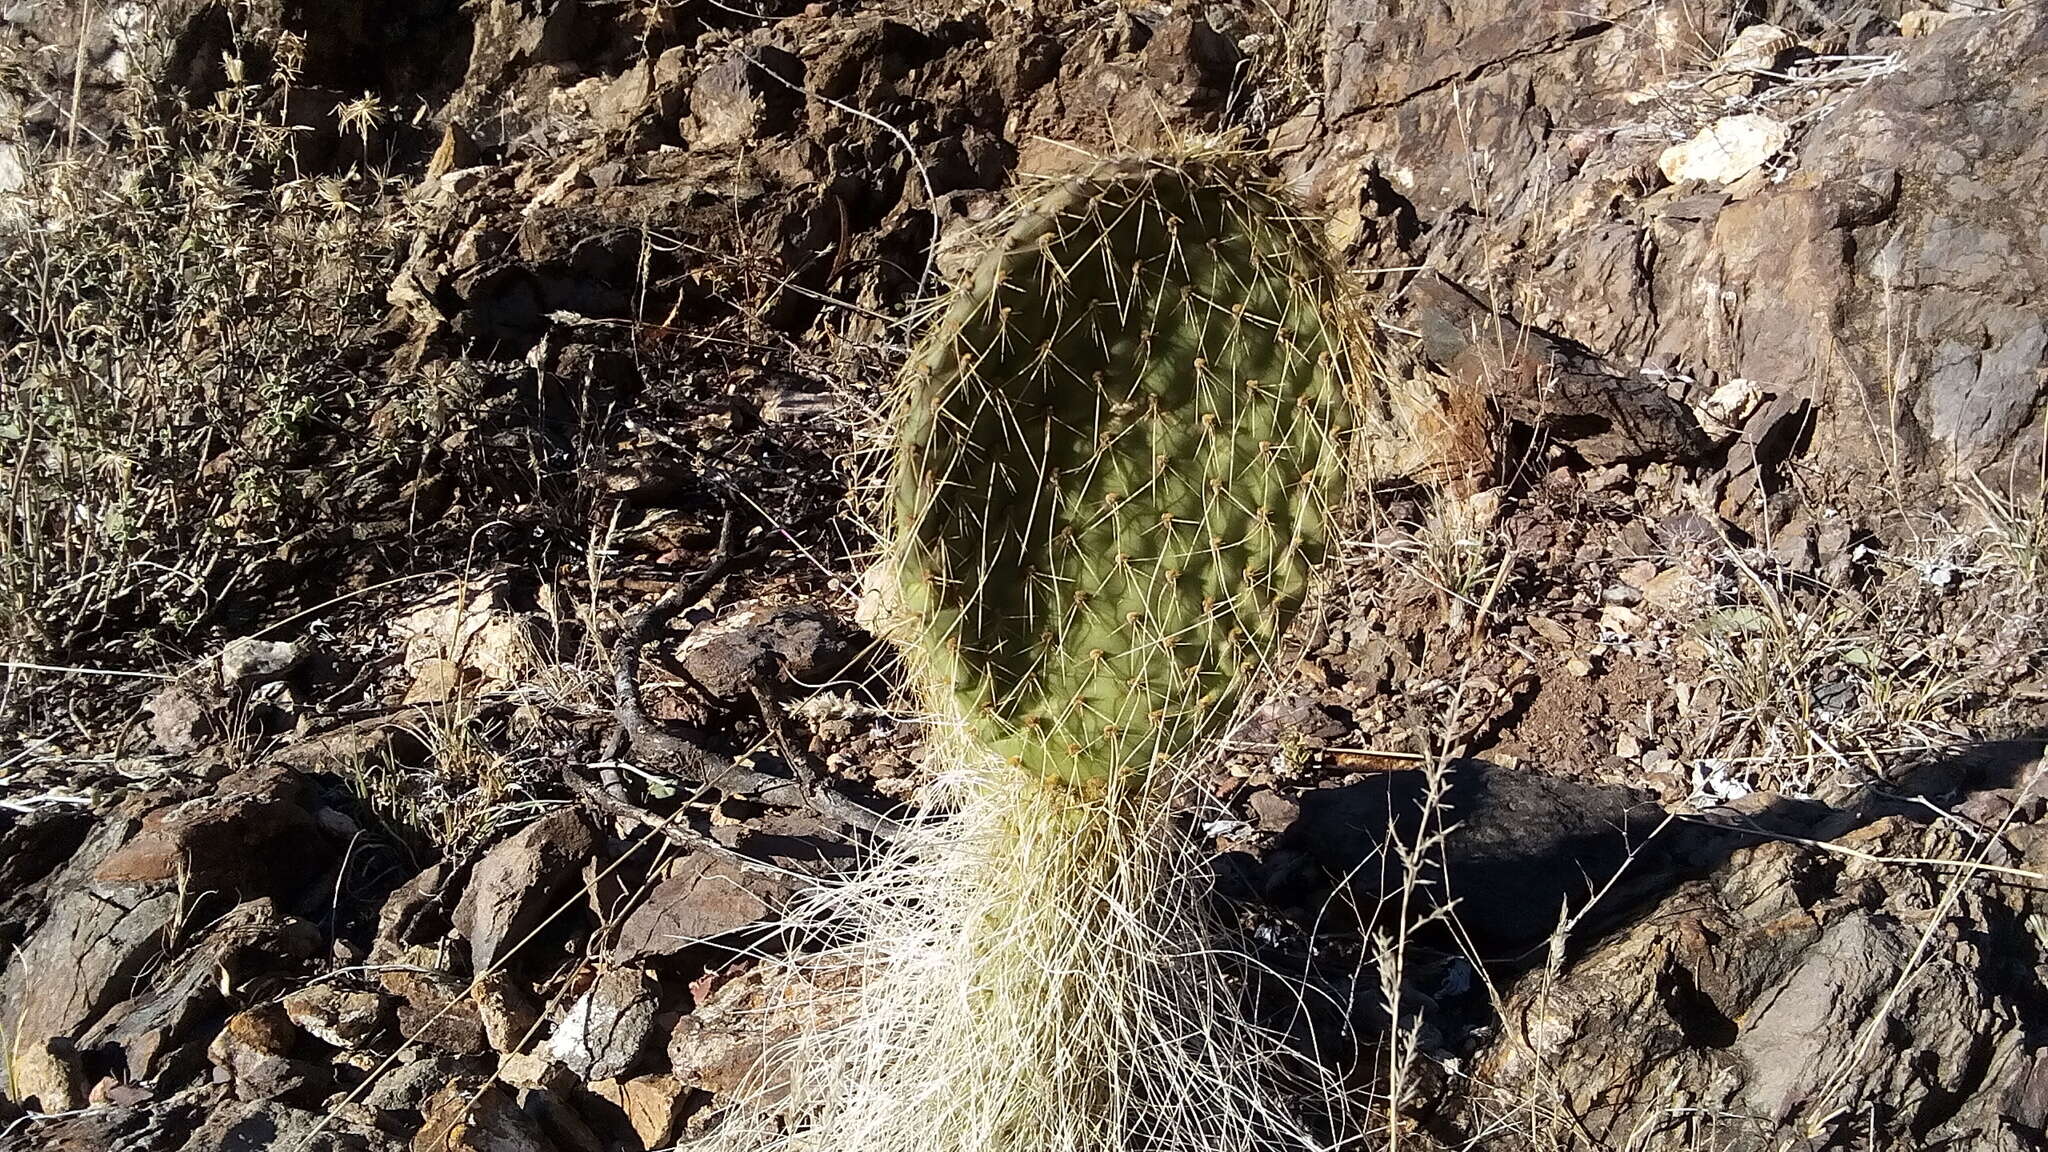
707, 746, 1369, 1152
0, 26, 404, 668
1686, 486, 2048, 798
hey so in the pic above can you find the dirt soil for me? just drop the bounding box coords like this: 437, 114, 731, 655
3, 0, 2047, 1149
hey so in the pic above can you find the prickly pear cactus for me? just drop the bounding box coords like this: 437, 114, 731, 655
886, 157, 1363, 792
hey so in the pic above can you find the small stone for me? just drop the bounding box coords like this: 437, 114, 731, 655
1695, 377, 1765, 438
667, 1014, 768, 1096
1529, 616, 1575, 647
1619, 560, 1661, 589
281, 985, 393, 1048
1245, 789, 1301, 832
1600, 605, 1648, 636
1713, 23, 1796, 76
1602, 584, 1644, 607
422, 122, 480, 184
1639, 567, 1704, 611
360, 1054, 463, 1117
549, 967, 660, 1081
590, 59, 653, 131
379, 970, 491, 1056
144, 684, 215, 753
415, 1081, 553, 1152
687, 47, 802, 151
1771, 523, 1818, 573
589, 1074, 690, 1149
1582, 464, 1632, 494
403, 657, 470, 705
1654, 512, 1720, 550
474, 972, 542, 1055
678, 602, 861, 698
1900, 9, 1969, 37
527, 160, 589, 211
497, 1050, 572, 1091
218, 637, 300, 688
391, 581, 540, 698
207, 1005, 321, 1103
1658, 114, 1789, 186
453, 808, 598, 974
612, 855, 790, 961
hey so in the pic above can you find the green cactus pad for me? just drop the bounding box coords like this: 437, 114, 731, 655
887, 159, 1362, 791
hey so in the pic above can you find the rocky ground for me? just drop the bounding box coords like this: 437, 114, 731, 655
2, 0, 2046, 1149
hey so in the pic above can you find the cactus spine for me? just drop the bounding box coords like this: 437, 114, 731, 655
887, 158, 1362, 790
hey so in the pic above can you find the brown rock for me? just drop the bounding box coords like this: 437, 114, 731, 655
589, 1073, 690, 1149
379, 970, 491, 1056
473, 972, 543, 1055
182, 1096, 398, 1152
1528, 615, 1575, 647
0, 807, 176, 1109
678, 602, 861, 697
1715, 391, 1813, 525
83, 899, 320, 1085
591, 59, 654, 132
372, 862, 452, 964
207, 1005, 324, 1103
1137, 14, 1244, 111
666, 965, 848, 1100
665, 1014, 768, 1098
0, 883, 177, 1109
453, 808, 597, 974
1478, 811, 2048, 1148
1245, 789, 1301, 833
612, 855, 791, 961
1314, 0, 2048, 496
1637, 566, 1707, 611
548, 967, 660, 1081
359, 1053, 471, 1121
687, 47, 803, 151
1657, 114, 1790, 187
281, 984, 395, 1049
208, 1004, 297, 1062
92, 766, 329, 900
496, 1050, 572, 1092
1405, 273, 1710, 467
415, 1081, 553, 1152
1900, 8, 1971, 38
522, 1082, 606, 1152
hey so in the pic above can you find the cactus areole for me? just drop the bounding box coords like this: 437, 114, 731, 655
888, 159, 1361, 792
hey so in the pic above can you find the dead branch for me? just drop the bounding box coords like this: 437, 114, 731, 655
610, 510, 901, 840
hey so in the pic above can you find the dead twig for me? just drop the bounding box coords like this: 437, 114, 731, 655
753, 681, 905, 839
561, 765, 803, 879
611, 510, 901, 839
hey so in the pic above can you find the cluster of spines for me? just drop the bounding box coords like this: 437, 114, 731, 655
887, 157, 1362, 790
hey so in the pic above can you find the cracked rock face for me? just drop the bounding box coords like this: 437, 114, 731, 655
1478, 812, 2048, 1151
1303, 0, 2048, 506
0, 769, 333, 1113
